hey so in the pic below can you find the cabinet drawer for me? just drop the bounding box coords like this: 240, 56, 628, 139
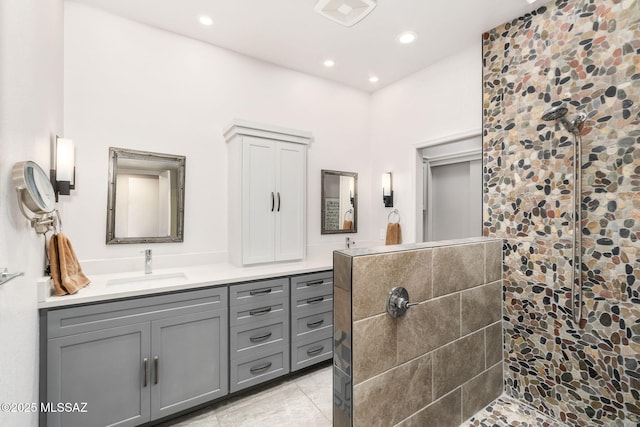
291, 290, 333, 315
230, 320, 287, 356
291, 336, 333, 372
229, 278, 288, 306
292, 309, 333, 339
230, 299, 288, 327
290, 271, 333, 299
230, 350, 289, 393
47, 286, 228, 338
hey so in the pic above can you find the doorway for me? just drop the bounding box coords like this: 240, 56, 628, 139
419, 134, 482, 242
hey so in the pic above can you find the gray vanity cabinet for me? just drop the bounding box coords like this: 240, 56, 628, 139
290, 271, 334, 371
44, 287, 228, 427
47, 323, 151, 427
229, 277, 290, 392
150, 310, 228, 418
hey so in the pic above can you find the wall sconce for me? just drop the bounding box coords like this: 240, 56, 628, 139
50, 136, 75, 201
382, 172, 393, 207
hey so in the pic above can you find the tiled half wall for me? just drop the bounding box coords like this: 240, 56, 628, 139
483, 0, 640, 425
333, 238, 503, 427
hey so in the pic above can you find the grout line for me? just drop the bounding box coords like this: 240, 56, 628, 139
294, 378, 332, 423
484, 241, 488, 285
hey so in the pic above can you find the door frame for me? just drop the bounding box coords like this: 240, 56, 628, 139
423, 148, 482, 241
412, 129, 481, 243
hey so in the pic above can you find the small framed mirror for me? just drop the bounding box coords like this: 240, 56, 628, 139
107, 147, 185, 244
321, 169, 357, 234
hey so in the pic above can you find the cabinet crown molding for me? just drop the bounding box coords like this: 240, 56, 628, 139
223, 119, 313, 145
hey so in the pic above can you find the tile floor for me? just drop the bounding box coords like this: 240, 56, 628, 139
160, 363, 563, 427
159, 363, 332, 427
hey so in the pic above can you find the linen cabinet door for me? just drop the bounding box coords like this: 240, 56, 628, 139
274, 141, 306, 262
47, 323, 151, 427
242, 136, 276, 265
150, 309, 228, 420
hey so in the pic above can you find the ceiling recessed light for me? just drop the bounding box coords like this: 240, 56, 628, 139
397, 31, 417, 44
323, 59, 335, 67
525, 0, 537, 3
369, 76, 379, 83
199, 15, 213, 26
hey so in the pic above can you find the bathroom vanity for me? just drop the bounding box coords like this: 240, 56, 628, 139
38, 263, 333, 427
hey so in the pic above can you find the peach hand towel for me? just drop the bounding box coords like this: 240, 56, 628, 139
342, 220, 353, 230
385, 222, 401, 245
49, 233, 90, 295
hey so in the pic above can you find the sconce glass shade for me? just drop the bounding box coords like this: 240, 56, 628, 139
382, 171, 393, 207
56, 138, 75, 183
382, 172, 392, 196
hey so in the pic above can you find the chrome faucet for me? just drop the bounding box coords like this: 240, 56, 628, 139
142, 249, 152, 274
345, 237, 356, 249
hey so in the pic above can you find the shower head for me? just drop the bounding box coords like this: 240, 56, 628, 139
541, 103, 584, 134
541, 105, 569, 121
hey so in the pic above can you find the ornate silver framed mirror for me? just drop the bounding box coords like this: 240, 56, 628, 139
107, 147, 185, 244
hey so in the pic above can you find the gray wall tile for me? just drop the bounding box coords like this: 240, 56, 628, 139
333, 251, 352, 291
352, 250, 432, 321
461, 281, 502, 335
485, 240, 503, 283
462, 362, 503, 421
396, 293, 460, 365
396, 389, 462, 427
353, 353, 432, 427
352, 314, 397, 384
432, 330, 485, 399
433, 243, 485, 297
485, 321, 503, 367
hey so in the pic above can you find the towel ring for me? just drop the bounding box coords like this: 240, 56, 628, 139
343, 208, 353, 221
387, 209, 400, 224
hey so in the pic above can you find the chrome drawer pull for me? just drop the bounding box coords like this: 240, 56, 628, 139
306, 319, 324, 329
249, 307, 272, 316
249, 288, 272, 296
306, 345, 324, 356
143, 358, 148, 387
249, 332, 273, 343
306, 279, 324, 286
250, 362, 272, 374
306, 296, 324, 304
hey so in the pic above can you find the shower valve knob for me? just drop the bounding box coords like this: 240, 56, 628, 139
387, 287, 417, 318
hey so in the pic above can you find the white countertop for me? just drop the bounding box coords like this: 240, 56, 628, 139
38, 253, 334, 309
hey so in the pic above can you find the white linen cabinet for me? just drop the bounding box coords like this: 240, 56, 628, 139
224, 120, 312, 266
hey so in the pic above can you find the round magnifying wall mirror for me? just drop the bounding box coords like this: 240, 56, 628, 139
12, 161, 56, 214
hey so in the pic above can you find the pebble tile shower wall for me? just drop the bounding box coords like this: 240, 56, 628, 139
483, 0, 639, 425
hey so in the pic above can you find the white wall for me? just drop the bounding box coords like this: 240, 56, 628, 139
369, 45, 482, 243
62, 3, 373, 271
0, 0, 63, 425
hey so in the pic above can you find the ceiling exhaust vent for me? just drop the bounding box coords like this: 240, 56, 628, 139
314, 0, 377, 27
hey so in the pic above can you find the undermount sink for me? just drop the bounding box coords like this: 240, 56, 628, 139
106, 272, 188, 287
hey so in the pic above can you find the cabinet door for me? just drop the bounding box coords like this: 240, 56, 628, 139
150, 310, 228, 420
242, 137, 276, 264
47, 324, 151, 427
275, 142, 306, 261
